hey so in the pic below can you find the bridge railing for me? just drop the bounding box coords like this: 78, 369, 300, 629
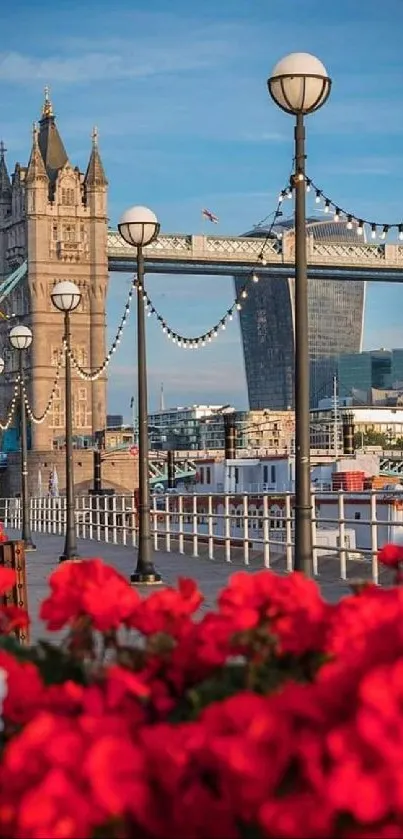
0, 490, 400, 583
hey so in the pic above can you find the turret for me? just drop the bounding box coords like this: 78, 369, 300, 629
84, 127, 108, 436
0, 141, 11, 221
84, 127, 108, 216
25, 123, 49, 214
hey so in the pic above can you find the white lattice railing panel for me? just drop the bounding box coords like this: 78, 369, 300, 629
147, 235, 192, 254
205, 237, 279, 257
311, 243, 386, 264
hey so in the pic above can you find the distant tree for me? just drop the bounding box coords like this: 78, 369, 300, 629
354, 429, 388, 448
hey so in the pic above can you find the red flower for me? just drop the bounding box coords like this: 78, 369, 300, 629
128, 577, 203, 637
219, 570, 328, 656
40, 558, 140, 632
378, 543, 403, 567
0, 605, 29, 635
0, 651, 44, 726
0, 567, 15, 595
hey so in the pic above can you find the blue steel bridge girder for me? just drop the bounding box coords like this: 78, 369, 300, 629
108, 257, 403, 284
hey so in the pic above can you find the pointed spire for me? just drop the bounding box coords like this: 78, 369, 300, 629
84, 126, 108, 188
26, 122, 48, 184
38, 89, 68, 182
0, 140, 11, 197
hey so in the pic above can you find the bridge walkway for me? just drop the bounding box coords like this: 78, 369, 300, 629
3, 528, 352, 642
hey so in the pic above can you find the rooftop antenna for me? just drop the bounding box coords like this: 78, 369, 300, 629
159, 383, 165, 412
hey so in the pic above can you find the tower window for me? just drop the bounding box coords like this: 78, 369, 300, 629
64, 225, 75, 242
61, 188, 75, 206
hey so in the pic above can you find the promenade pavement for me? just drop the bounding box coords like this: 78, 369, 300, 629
2, 528, 357, 642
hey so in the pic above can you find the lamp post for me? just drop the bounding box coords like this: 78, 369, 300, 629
118, 206, 162, 584
9, 325, 36, 551
268, 53, 331, 575
51, 281, 82, 563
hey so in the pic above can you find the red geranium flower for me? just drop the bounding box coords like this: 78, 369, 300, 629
0, 567, 15, 596
0, 605, 29, 635
378, 543, 403, 567
40, 558, 140, 632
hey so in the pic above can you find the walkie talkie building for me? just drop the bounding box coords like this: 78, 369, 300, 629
235, 218, 366, 409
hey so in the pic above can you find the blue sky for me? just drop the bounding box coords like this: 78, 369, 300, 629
1, 0, 403, 417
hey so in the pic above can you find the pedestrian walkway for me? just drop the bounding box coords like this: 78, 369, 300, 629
2, 529, 353, 642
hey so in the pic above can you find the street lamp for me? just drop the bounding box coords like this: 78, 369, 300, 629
268, 53, 331, 575
9, 324, 36, 551
118, 205, 162, 584
51, 280, 81, 563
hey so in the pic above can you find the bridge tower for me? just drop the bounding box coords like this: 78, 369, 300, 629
0, 89, 109, 452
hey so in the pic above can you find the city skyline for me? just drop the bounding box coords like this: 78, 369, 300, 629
1, 0, 403, 418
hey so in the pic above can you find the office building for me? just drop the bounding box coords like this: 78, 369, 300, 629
236, 217, 365, 410
338, 349, 403, 399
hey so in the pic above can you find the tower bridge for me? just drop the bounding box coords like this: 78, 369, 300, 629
0, 89, 403, 480
107, 229, 403, 282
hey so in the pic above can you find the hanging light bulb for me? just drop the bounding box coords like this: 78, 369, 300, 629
279, 191, 285, 202
324, 200, 330, 213
306, 179, 311, 192
315, 190, 321, 204
213, 329, 218, 337
221, 320, 226, 330
260, 256, 267, 266
399, 225, 403, 241
357, 221, 364, 236
252, 271, 259, 283
241, 289, 248, 299
236, 302, 242, 311
208, 334, 212, 342
346, 216, 353, 230
228, 311, 233, 321
380, 225, 389, 240
371, 224, 377, 239
287, 188, 293, 199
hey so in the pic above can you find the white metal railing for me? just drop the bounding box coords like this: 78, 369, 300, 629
1, 490, 402, 583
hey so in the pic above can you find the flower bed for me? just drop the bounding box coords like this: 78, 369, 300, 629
0, 544, 402, 837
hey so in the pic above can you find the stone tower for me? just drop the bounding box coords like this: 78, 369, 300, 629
0, 89, 109, 451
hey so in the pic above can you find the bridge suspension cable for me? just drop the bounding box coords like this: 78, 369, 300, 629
290, 175, 403, 241
132, 176, 292, 349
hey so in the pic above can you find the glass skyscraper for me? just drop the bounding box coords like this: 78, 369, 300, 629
235, 218, 366, 409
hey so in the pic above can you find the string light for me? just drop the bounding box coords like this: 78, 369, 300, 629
67, 279, 136, 380
0, 378, 19, 431
21, 358, 63, 424
131, 171, 294, 351
306, 175, 403, 241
